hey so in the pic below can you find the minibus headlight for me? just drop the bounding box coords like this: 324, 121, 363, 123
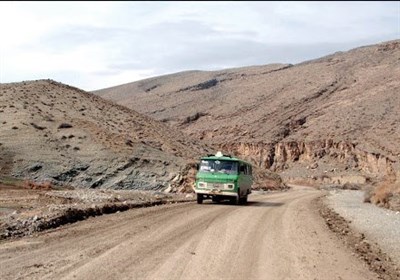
225, 183, 234, 189
198, 182, 207, 188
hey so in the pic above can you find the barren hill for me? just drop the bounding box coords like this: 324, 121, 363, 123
0, 80, 213, 191
95, 40, 400, 205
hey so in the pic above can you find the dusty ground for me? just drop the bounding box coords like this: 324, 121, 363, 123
319, 196, 399, 280
0, 182, 194, 240
1, 186, 398, 280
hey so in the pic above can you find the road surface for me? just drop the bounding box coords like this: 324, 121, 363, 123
0, 186, 378, 280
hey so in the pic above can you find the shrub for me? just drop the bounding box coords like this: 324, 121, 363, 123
369, 179, 400, 211
342, 182, 361, 190
30, 123, 46, 130
23, 180, 53, 190
58, 123, 73, 129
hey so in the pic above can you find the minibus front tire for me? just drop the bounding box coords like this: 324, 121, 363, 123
240, 195, 248, 205
197, 194, 203, 204
230, 192, 241, 205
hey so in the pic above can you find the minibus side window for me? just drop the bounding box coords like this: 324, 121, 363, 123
241, 163, 249, 175
239, 163, 246, 174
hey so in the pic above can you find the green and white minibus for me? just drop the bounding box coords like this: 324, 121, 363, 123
195, 151, 253, 205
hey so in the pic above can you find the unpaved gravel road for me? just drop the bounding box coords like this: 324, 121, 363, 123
0, 186, 378, 280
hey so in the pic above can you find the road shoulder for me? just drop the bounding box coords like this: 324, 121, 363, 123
319, 190, 400, 280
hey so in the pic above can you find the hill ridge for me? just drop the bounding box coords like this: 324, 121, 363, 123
94, 39, 400, 195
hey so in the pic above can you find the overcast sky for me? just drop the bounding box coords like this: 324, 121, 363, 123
0, 1, 399, 91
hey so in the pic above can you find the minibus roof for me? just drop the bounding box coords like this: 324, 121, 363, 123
200, 153, 252, 166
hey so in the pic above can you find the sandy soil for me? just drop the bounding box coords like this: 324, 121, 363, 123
0, 186, 384, 280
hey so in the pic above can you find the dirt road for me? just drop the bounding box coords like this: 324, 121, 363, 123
0, 186, 378, 280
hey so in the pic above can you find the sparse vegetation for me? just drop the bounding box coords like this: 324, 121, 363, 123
23, 180, 53, 190
179, 78, 219, 92
58, 123, 73, 129
125, 139, 134, 147
367, 179, 400, 211
182, 112, 207, 124
30, 122, 46, 130
44, 116, 54, 122
341, 182, 361, 190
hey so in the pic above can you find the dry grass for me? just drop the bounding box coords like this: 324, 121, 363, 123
341, 182, 361, 190
253, 170, 287, 190
365, 178, 400, 211
23, 180, 53, 190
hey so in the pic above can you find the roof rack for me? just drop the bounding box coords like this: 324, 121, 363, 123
206, 152, 232, 158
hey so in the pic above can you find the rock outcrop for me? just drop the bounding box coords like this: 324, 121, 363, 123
222, 139, 398, 185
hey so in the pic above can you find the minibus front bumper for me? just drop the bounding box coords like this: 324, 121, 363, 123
195, 189, 238, 197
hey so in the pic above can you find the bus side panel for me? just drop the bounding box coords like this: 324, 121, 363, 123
239, 175, 251, 196
244, 174, 252, 194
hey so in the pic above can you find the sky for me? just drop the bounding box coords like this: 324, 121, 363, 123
0, 1, 399, 91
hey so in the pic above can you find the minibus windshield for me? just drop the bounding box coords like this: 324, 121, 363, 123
199, 160, 238, 175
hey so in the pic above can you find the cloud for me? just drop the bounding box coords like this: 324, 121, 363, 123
31, 25, 128, 52
0, 1, 399, 90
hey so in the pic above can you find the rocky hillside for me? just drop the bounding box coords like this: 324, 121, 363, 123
0, 80, 214, 191
95, 40, 400, 204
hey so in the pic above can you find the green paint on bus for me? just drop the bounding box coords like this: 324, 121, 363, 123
194, 151, 253, 205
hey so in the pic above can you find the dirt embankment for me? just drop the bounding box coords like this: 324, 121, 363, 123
0, 181, 194, 240
319, 196, 400, 280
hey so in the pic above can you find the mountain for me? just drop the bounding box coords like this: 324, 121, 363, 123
0, 80, 213, 191
95, 40, 400, 208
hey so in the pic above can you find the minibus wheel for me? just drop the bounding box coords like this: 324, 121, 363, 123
230, 192, 241, 205
197, 194, 203, 204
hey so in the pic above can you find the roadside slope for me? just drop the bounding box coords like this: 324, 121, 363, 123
0, 80, 210, 190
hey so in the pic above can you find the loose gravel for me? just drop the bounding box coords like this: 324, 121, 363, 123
324, 189, 400, 265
